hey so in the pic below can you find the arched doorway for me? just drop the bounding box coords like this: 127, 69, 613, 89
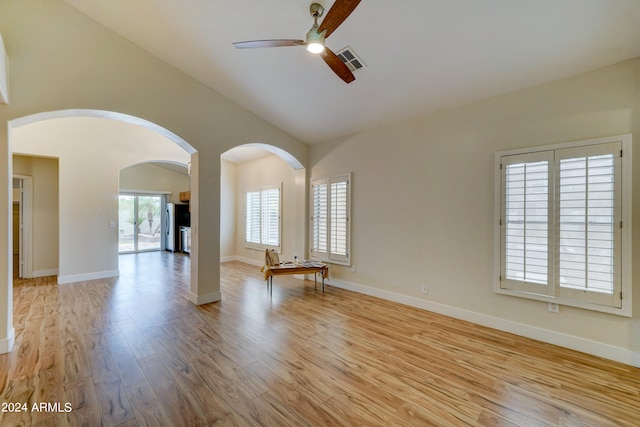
220, 143, 306, 269
10, 110, 195, 284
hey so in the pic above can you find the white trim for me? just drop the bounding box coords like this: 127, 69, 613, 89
232, 143, 304, 170
189, 291, 221, 305
57, 269, 119, 284
495, 133, 631, 157
0, 327, 15, 354
328, 277, 640, 368
232, 256, 263, 267
0, 33, 8, 104
32, 269, 58, 278
220, 256, 237, 263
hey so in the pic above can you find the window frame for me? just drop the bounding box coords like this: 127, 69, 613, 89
493, 135, 632, 316
310, 173, 351, 266
244, 183, 282, 252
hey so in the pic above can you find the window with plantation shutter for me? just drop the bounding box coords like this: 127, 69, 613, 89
330, 179, 348, 257
312, 182, 328, 254
311, 174, 351, 265
556, 144, 620, 307
495, 135, 632, 316
501, 152, 553, 295
245, 184, 281, 251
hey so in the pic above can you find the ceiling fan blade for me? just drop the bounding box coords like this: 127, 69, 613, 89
318, 0, 362, 38
233, 39, 304, 49
321, 47, 355, 83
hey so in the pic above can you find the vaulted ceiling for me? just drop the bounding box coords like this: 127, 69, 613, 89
63, 0, 640, 145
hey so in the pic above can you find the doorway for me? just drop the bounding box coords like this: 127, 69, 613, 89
12, 175, 33, 279
118, 194, 163, 253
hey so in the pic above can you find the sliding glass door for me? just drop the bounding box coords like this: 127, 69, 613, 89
119, 194, 163, 253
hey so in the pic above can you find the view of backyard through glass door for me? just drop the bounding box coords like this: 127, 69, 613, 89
119, 194, 162, 253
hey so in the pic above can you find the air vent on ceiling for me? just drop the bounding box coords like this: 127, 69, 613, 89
336, 46, 366, 72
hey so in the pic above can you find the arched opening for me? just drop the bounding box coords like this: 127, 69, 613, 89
8, 110, 196, 285
220, 143, 307, 270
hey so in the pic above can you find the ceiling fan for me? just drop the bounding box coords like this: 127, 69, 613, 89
233, 1, 361, 84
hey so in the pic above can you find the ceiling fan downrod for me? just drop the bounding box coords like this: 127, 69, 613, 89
306, 3, 327, 53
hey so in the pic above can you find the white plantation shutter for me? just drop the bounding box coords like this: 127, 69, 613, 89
311, 174, 350, 265
496, 136, 629, 314
312, 182, 328, 254
262, 188, 280, 247
329, 176, 349, 262
245, 191, 261, 245
245, 185, 281, 250
330, 180, 348, 257
501, 152, 553, 294
556, 144, 621, 307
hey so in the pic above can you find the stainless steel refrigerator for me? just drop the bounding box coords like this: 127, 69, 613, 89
165, 203, 190, 252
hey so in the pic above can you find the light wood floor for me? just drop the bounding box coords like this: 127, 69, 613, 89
1, 252, 639, 426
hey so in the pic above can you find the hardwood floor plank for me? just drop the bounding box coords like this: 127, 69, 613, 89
124, 380, 173, 427
244, 361, 344, 426
137, 354, 207, 426
2, 253, 639, 426
64, 377, 102, 427
184, 385, 240, 426
93, 378, 134, 427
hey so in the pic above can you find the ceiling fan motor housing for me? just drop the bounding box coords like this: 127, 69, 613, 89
310, 3, 324, 18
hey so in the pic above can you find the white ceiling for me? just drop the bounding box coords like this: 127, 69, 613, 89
63, 0, 640, 145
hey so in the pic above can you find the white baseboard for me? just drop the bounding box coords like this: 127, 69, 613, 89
33, 269, 58, 278
189, 291, 221, 305
57, 269, 119, 284
231, 256, 263, 267
329, 278, 640, 368
0, 327, 15, 354
220, 256, 236, 263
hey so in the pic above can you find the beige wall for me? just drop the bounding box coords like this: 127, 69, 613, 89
12, 155, 59, 275
120, 163, 190, 205
220, 159, 237, 259
311, 57, 640, 363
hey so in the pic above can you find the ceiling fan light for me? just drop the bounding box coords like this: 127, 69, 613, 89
307, 41, 325, 54
306, 25, 325, 54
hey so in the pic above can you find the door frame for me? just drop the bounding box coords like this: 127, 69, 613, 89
12, 175, 33, 278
